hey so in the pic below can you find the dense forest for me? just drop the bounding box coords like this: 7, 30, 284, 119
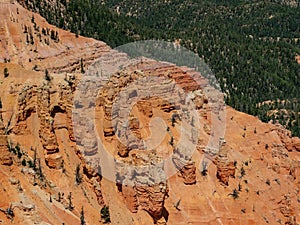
19, 0, 300, 136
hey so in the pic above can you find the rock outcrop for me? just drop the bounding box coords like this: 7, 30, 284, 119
214, 141, 236, 185
274, 123, 300, 152
0, 112, 12, 166
172, 147, 197, 185
116, 150, 168, 222
12, 73, 77, 169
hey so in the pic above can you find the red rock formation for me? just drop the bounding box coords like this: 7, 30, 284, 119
136, 100, 153, 117
172, 154, 196, 185
1, 3, 300, 225
0, 111, 12, 166
275, 123, 300, 152
214, 142, 236, 185
116, 150, 168, 222
0, 135, 12, 166
216, 161, 236, 185
135, 183, 167, 220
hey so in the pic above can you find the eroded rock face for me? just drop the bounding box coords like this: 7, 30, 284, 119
13, 76, 77, 168
93, 58, 205, 222
136, 100, 153, 117
98, 67, 186, 157
216, 161, 236, 186
0, 112, 12, 166
83, 163, 105, 205
0, 135, 12, 166
116, 150, 168, 221
44, 153, 63, 169
214, 142, 236, 185
275, 123, 300, 152
172, 148, 196, 185
135, 184, 167, 220
276, 195, 298, 225
14, 85, 37, 135
1, 42, 300, 225
2, 4, 299, 224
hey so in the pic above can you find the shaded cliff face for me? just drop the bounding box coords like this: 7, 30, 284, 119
0, 2, 300, 225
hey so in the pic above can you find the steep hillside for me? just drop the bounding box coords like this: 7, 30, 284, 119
17, 0, 300, 136
0, 2, 300, 225
0, 2, 111, 224
0, 0, 111, 72
0, 63, 108, 225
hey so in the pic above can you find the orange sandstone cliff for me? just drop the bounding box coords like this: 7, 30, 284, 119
0, 2, 299, 225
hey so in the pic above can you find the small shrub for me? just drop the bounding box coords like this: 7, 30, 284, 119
100, 205, 111, 224
233, 160, 237, 167
201, 161, 208, 176
228, 189, 239, 199
27, 160, 34, 168
17, 150, 22, 159
44, 69, 51, 81
5, 205, 14, 220
21, 159, 27, 166
238, 183, 242, 191
80, 58, 85, 74
171, 114, 176, 127
15, 144, 20, 152
4, 67, 9, 78
67, 192, 74, 210
169, 136, 174, 146
75, 164, 82, 184
240, 166, 246, 178
80, 206, 86, 225
58, 192, 61, 202
33, 65, 38, 71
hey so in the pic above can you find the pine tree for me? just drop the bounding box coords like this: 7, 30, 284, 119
45, 69, 51, 81
80, 207, 86, 225
4, 68, 9, 78
80, 58, 85, 74
75, 164, 82, 184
